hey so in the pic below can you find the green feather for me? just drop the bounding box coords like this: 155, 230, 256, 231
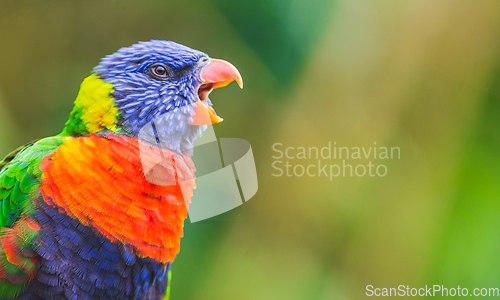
0, 187, 11, 199
0, 136, 64, 228
20, 173, 36, 193
9, 161, 30, 174
1, 175, 15, 190
160, 269, 173, 300
10, 182, 22, 209
0, 279, 26, 299
2, 195, 12, 221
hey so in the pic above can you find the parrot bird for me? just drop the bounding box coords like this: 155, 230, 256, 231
0, 40, 243, 299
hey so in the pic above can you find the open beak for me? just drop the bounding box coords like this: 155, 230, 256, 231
190, 59, 243, 125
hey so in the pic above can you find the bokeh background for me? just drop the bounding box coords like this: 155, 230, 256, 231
2, 0, 500, 299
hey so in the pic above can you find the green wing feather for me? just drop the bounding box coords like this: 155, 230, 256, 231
0, 140, 38, 173
0, 137, 64, 228
0, 137, 64, 299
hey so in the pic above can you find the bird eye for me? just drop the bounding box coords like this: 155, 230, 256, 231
151, 64, 169, 78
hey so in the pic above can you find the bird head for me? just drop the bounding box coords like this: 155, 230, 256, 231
62, 40, 242, 153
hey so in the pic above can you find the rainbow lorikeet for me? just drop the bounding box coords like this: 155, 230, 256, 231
0, 40, 243, 299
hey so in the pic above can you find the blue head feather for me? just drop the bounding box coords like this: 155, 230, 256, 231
94, 40, 210, 154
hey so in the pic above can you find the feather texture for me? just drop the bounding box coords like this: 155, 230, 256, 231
39, 134, 195, 263
0, 40, 240, 299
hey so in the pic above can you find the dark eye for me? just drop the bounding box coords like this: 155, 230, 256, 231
151, 63, 169, 78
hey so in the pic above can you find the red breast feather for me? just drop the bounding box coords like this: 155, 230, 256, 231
39, 134, 195, 263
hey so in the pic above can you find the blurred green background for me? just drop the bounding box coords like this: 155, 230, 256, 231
2, 0, 500, 299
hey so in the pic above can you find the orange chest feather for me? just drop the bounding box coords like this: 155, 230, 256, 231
39, 134, 196, 263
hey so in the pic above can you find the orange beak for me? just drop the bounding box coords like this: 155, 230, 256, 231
189, 59, 243, 125
201, 59, 243, 89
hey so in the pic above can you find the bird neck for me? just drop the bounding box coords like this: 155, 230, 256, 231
60, 74, 204, 155
60, 74, 120, 137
